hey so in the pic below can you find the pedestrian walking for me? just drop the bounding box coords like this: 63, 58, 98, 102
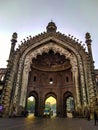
94, 110, 97, 125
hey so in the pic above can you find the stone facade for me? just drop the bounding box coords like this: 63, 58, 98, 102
95, 69, 98, 99
0, 68, 6, 104
0, 22, 98, 117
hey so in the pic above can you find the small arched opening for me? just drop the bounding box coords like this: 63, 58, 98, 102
63, 91, 75, 117
27, 91, 39, 117
27, 96, 35, 114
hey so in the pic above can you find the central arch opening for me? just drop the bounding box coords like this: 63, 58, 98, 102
44, 96, 56, 117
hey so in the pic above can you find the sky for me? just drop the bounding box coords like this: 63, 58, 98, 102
0, 0, 98, 69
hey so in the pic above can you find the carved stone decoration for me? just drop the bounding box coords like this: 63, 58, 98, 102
31, 50, 71, 71
13, 57, 24, 104
23, 43, 78, 74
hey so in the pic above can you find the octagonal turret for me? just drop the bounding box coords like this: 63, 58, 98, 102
46, 21, 57, 33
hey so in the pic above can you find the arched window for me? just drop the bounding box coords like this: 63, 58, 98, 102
71, 72, 73, 81
34, 76, 36, 82
66, 76, 69, 82
49, 78, 53, 84
0, 75, 4, 81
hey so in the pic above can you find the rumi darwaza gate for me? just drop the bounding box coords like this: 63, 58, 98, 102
1, 22, 98, 117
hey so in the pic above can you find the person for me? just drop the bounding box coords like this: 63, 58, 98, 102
12, 110, 16, 117
87, 110, 90, 121
94, 110, 97, 125
0, 105, 3, 117
24, 110, 28, 117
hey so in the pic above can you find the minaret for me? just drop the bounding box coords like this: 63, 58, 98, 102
7, 32, 18, 68
9, 32, 17, 59
85, 32, 97, 106
2, 33, 18, 115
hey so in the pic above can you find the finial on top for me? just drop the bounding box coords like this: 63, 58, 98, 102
12, 32, 18, 40
85, 32, 92, 44
51, 19, 53, 22
85, 32, 91, 40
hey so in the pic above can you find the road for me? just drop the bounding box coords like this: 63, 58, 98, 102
0, 115, 98, 130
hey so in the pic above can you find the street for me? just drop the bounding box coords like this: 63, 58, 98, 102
0, 115, 98, 130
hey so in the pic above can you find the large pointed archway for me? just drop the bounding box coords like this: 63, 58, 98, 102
26, 49, 74, 117
19, 41, 82, 113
